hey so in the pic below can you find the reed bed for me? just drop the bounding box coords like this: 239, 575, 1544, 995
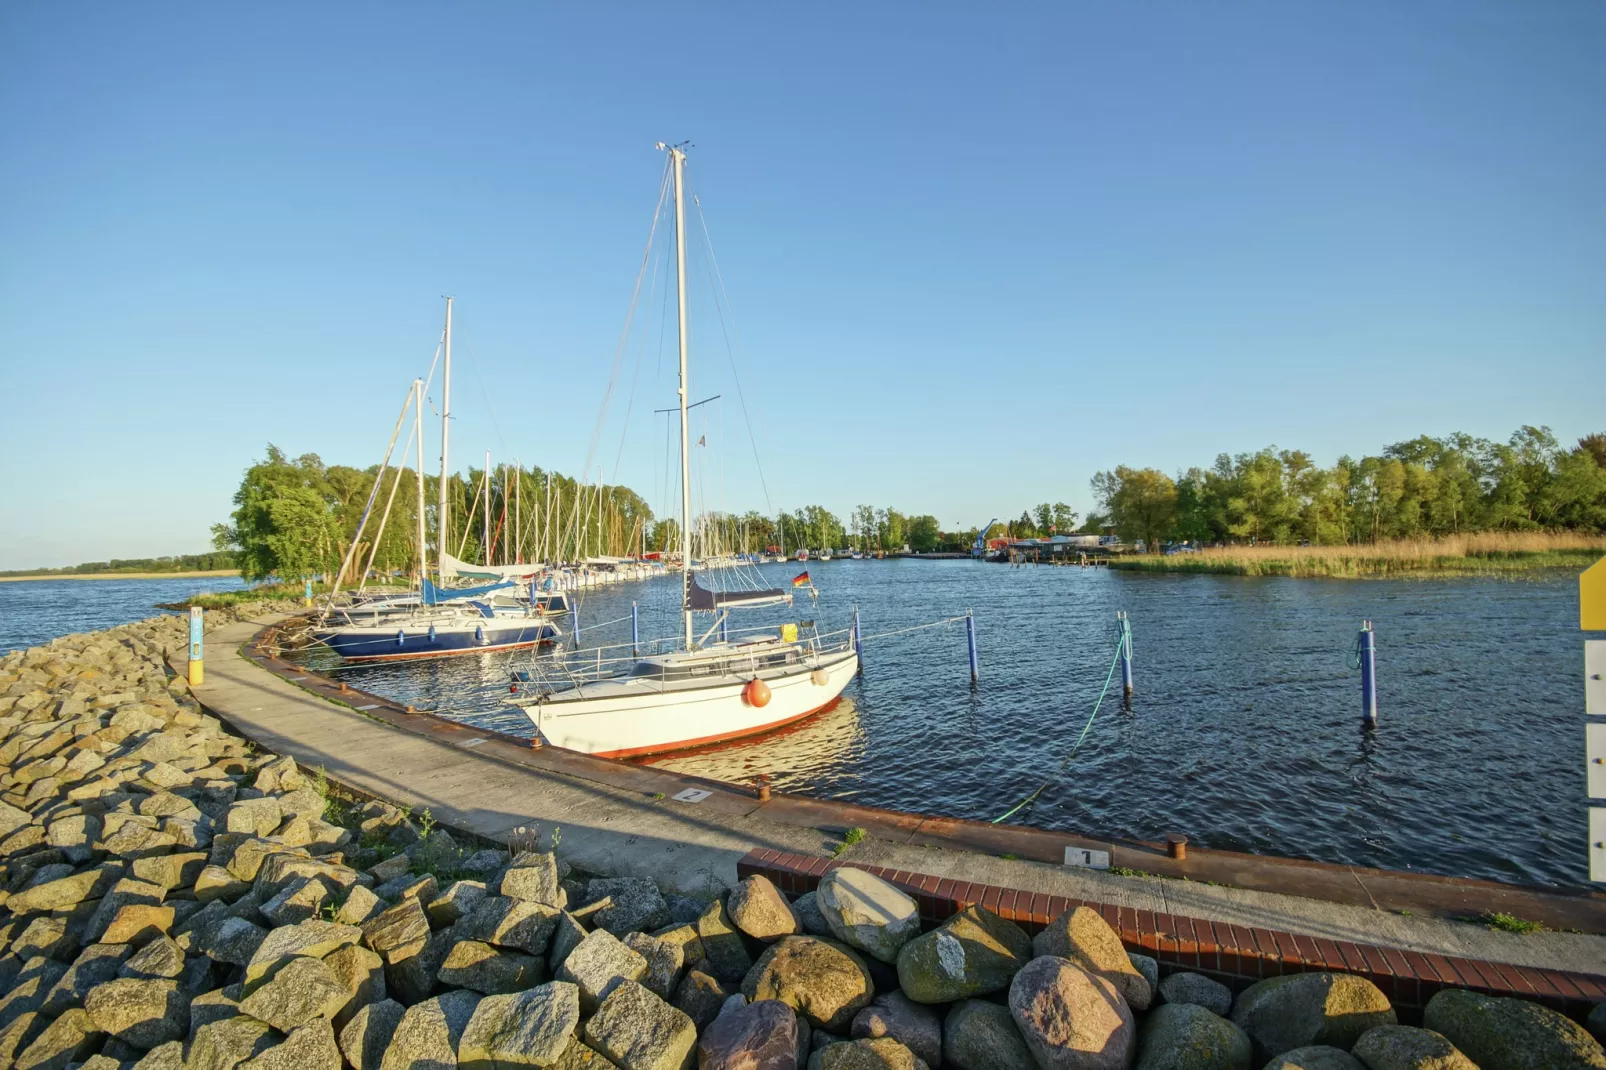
1107, 532, 1606, 578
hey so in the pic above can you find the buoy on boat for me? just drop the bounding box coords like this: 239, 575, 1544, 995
811, 668, 829, 686
744, 679, 771, 707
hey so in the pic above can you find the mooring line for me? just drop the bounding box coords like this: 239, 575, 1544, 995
991, 619, 1129, 825
857, 615, 970, 643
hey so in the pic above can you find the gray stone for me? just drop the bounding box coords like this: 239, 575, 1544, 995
386, 927, 453, 1006
621, 931, 683, 1000
189, 987, 244, 1034
340, 999, 406, 1070
551, 1037, 620, 1070
438, 940, 545, 995
243, 920, 361, 993
323, 943, 387, 1030
792, 892, 830, 938
0, 1011, 49, 1070
195, 866, 252, 903
1349, 1024, 1479, 1070
1136, 1002, 1252, 1070
0, 957, 72, 1027
120, 936, 186, 980
43, 943, 134, 1014
700, 997, 800, 1070
943, 998, 1034, 1070
1263, 1048, 1364, 1070
14, 916, 78, 962
84, 978, 189, 1049
1131, 955, 1161, 991
501, 854, 564, 908
549, 913, 587, 973
238, 955, 349, 1032
337, 885, 387, 926
225, 799, 282, 838
203, 917, 268, 967
86, 879, 167, 943
259, 876, 331, 927
727, 876, 799, 942
426, 880, 487, 928
460, 897, 562, 957
1008, 956, 1134, 1070
1033, 906, 1152, 1012
1158, 972, 1234, 1017
673, 969, 730, 1033
1232, 974, 1396, 1063
1591, 1004, 1606, 1046
375, 874, 439, 907
558, 930, 647, 1014
458, 982, 582, 1069
380, 988, 482, 1070
7, 868, 114, 914
369, 853, 412, 884
1422, 988, 1604, 1070
583, 980, 697, 1070
364, 897, 431, 962
238, 1017, 342, 1070
187, 1015, 278, 1070
14, 1007, 103, 1070
813, 1038, 927, 1070
742, 936, 874, 1032
582, 878, 668, 936
851, 991, 940, 1067
697, 900, 754, 985
133, 1040, 186, 1070
895, 905, 1029, 1004
815, 870, 919, 966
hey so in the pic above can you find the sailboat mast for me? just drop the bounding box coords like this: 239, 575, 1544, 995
414, 379, 426, 588
437, 297, 453, 585
668, 144, 694, 650
484, 450, 491, 565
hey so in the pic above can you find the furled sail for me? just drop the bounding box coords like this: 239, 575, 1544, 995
422, 576, 518, 606
439, 549, 542, 582
685, 572, 792, 611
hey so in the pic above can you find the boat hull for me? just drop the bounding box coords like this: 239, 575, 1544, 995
524, 650, 859, 758
314, 619, 558, 662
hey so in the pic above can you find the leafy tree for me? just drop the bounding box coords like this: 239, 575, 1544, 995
213, 446, 342, 582
907, 515, 941, 552
1091, 467, 1178, 552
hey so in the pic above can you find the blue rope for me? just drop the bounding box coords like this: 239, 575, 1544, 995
991, 618, 1129, 825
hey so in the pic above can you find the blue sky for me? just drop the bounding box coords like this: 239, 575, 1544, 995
1, 3, 1602, 567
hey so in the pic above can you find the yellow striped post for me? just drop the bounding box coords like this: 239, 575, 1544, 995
1582, 556, 1606, 631
1583, 555, 1605, 882
187, 607, 204, 688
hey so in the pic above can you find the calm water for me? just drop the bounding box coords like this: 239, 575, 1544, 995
0, 576, 250, 653
286, 559, 1591, 891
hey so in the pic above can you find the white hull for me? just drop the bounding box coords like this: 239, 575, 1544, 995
521, 649, 858, 758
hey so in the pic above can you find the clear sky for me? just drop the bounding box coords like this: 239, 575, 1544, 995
2, 3, 1602, 568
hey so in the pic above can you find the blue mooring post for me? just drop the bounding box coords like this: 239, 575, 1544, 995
303, 577, 312, 606
572, 600, 581, 650
631, 602, 640, 657
1118, 611, 1134, 698
719, 614, 729, 644
965, 610, 979, 684
852, 607, 862, 659
1359, 620, 1378, 728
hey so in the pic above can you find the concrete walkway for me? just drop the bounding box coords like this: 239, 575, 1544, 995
185, 614, 1606, 977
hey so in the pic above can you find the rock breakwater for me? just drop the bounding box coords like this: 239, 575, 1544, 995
0, 610, 1603, 1070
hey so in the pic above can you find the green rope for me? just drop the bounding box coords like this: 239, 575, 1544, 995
1345, 632, 1363, 670
991, 619, 1129, 825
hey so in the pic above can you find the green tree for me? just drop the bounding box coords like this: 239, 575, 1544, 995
907, 515, 942, 552
1091, 467, 1178, 552
213, 446, 343, 582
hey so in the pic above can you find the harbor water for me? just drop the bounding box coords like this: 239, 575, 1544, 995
287, 559, 1591, 891
0, 576, 249, 653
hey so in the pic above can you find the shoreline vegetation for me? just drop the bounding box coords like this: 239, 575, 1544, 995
1107, 531, 1606, 578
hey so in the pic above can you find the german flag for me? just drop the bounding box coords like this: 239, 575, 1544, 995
792, 571, 811, 587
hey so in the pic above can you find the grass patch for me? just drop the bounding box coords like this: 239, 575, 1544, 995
832, 827, 868, 856
1107, 532, 1606, 579
1476, 911, 1546, 935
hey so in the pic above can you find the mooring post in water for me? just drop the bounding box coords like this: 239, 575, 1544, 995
631, 602, 640, 657
719, 614, 729, 644
966, 610, 979, 684
187, 607, 204, 688
303, 577, 312, 607
572, 600, 581, 650
1359, 620, 1378, 727
1118, 611, 1133, 697
852, 607, 862, 659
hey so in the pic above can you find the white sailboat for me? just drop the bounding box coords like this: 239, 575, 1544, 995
509, 144, 857, 758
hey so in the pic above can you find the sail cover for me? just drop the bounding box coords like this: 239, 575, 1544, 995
439, 549, 542, 582
422, 576, 518, 606
685, 572, 792, 611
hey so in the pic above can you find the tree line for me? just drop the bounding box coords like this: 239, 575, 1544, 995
0, 552, 238, 578
213, 445, 655, 583
1088, 427, 1606, 552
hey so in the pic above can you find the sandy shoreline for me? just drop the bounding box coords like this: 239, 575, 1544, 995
0, 568, 241, 583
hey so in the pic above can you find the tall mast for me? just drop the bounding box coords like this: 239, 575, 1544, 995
437, 297, 453, 585
484, 449, 492, 565
414, 379, 426, 589
663, 143, 694, 650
